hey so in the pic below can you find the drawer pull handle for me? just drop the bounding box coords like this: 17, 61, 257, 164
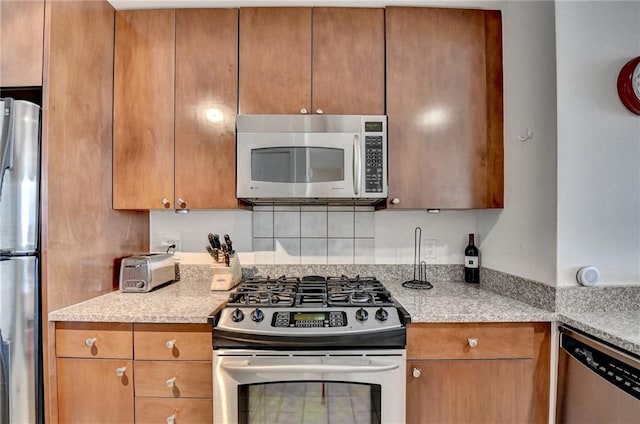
166, 413, 177, 424
468, 338, 478, 348
412, 367, 422, 378
84, 338, 96, 347
166, 377, 177, 387
166, 339, 176, 349
115, 367, 126, 377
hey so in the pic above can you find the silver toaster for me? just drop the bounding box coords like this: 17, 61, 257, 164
119, 253, 175, 293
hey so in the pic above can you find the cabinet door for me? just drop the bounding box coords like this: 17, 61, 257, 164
386, 8, 503, 209
312, 8, 384, 115
113, 10, 175, 210
175, 9, 238, 210
0, 0, 44, 87
239, 8, 312, 114
57, 358, 134, 423
407, 359, 533, 423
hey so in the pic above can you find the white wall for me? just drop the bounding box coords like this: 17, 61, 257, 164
149, 1, 560, 282
556, 1, 640, 286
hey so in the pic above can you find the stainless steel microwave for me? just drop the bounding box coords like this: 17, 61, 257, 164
236, 114, 387, 205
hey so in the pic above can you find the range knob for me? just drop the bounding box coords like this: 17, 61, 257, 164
375, 307, 389, 321
355, 307, 369, 322
251, 308, 265, 323
231, 308, 244, 322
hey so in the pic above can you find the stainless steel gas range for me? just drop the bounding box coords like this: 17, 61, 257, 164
212, 275, 410, 424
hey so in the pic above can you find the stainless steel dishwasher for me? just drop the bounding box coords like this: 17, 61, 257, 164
556, 325, 640, 423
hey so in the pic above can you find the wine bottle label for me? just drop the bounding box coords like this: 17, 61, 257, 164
465, 256, 479, 268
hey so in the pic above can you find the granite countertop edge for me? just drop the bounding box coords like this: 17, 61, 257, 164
47, 278, 638, 355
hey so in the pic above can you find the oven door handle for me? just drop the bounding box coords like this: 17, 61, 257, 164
221, 361, 398, 374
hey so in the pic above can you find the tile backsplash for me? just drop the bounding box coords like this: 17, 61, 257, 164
252, 206, 375, 264
150, 208, 478, 265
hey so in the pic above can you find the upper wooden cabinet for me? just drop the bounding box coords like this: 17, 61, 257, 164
386, 7, 504, 209
114, 10, 175, 210
174, 8, 238, 209
113, 9, 238, 210
239, 7, 384, 115
0, 0, 45, 87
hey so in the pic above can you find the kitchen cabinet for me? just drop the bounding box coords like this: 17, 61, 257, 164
386, 7, 503, 209
55, 323, 134, 423
133, 323, 213, 423
0, 0, 44, 87
239, 7, 384, 115
55, 322, 213, 423
114, 9, 238, 210
406, 322, 550, 424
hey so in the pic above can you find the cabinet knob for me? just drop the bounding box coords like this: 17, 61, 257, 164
316, 108, 324, 114
177, 198, 187, 209
161, 198, 171, 209
300, 108, 308, 114
468, 337, 479, 348
84, 337, 96, 347
166, 414, 177, 424
115, 366, 127, 377
166, 339, 176, 349
166, 377, 177, 387
412, 367, 422, 378
390, 198, 400, 205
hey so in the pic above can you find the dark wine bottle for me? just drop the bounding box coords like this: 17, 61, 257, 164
464, 233, 479, 283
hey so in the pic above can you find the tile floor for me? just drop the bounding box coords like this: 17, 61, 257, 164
246, 382, 379, 424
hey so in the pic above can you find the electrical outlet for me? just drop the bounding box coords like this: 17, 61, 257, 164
163, 240, 181, 252
424, 239, 437, 259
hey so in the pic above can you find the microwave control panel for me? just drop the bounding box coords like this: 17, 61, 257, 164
364, 120, 385, 193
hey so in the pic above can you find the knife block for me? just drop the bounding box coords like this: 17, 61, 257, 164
210, 256, 241, 291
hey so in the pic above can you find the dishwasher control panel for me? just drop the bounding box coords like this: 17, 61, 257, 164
562, 332, 640, 400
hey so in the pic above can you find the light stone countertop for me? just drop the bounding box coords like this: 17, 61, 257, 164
557, 312, 640, 356
48, 277, 231, 324
385, 280, 554, 323
48, 277, 554, 325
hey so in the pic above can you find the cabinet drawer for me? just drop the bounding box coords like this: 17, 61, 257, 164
134, 361, 212, 398
407, 323, 534, 360
134, 323, 211, 360
135, 398, 213, 424
56, 322, 133, 359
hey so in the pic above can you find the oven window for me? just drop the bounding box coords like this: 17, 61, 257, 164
251, 147, 344, 183
238, 381, 381, 424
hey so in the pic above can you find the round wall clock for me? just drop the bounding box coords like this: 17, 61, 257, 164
617, 56, 640, 115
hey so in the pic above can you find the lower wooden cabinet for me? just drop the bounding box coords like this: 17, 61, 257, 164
57, 358, 134, 423
135, 398, 213, 424
55, 322, 212, 423
406, 322, 550, 424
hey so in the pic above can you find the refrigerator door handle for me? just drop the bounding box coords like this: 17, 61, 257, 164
0, 98, 15, 200
0, 330, 9, 424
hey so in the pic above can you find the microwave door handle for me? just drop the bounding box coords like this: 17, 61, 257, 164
353, 134, 361, 196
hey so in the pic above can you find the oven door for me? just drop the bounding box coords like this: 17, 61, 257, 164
236, 132, 358, 199
213, 349, 406, 424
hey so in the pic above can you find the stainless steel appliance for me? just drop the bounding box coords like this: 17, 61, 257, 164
236, 115, 387, 205
556, 325, 640, 423
0, 98, 41, 424
213, 275, 409, 424
119, 253, 175, 293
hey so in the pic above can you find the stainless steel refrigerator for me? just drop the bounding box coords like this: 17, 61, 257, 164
0, 98, 42, 424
